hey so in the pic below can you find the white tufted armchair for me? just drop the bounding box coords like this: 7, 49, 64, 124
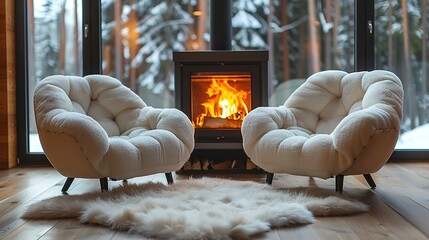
242, 70, 403, 192
34, 75, 194, 192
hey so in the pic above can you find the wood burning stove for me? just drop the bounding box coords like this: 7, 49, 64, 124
174, 51, 268, 173
173, 0, 268, 173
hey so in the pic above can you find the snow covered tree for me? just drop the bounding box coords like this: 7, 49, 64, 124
102, 0, 194, 107
33, 0, 61, 80
232, 0, 269, 49
375, 0, 426, 130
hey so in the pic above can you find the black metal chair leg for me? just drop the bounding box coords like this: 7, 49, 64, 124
266, 173, 274, 185
165, 172, 174, 185
335, 175, 344, 193
100, 178, 108, 192
61, 177, 75, 193
363, 174, 376, 189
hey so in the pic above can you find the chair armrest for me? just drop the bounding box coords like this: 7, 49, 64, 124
38, 111, 110, 162
241, 106, 297, 152
331, 105, 401, 160
136, 107, 195, 154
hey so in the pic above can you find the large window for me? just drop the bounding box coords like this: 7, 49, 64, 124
375, 0, 428, 150
21, 0, 83, 157
16, 0, 429, 164
99, 0, 354, 108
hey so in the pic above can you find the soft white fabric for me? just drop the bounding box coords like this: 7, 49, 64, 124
34, 75, 194, 179
22, 177, 368, 239
242, 70, 403, 178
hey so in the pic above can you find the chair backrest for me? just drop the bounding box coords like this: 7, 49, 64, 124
284, 70, 403, 134
34, 75, 146, 137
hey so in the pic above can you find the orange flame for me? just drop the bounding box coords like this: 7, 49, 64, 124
195, 78, 250, 128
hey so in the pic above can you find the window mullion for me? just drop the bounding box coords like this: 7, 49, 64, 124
355, 0, 375, 71
83, 0, 102, 75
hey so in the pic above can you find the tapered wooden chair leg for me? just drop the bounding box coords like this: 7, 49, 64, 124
165, 172, 174, 185
100, 178, 108, 192
363, 174, 376, 189
335, 175, 344, 193
266, 173, 274, 185
61, 177, 75, 193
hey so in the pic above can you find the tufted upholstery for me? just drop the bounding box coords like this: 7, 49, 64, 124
34, 75, 194, 191
242, 70, 403, 190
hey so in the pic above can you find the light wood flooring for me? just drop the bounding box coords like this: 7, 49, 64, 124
0, 162, 428, 239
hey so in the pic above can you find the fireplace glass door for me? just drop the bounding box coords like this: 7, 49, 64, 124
175, 60, 266, 147
191, 72, 251, 129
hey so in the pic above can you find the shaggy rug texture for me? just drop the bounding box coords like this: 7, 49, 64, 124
22, 178, 368, 239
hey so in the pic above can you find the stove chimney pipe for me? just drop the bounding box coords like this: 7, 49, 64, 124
210, 0, 232, 50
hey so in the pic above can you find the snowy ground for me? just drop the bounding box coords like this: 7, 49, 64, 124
29, 134, 44, 152
395, 124, 429, 149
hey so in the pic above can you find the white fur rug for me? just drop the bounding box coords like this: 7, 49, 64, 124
22, 178, 368, 239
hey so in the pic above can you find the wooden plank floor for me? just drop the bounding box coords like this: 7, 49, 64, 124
0, 162, 428, 240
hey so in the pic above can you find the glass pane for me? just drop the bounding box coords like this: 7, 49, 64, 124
269, 0, 355, 106
375, 0, 428, 149
27, 0, 83, 153
101, 1, 194, 108
100, 0, 354, 108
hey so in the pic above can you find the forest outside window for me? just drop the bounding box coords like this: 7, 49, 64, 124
375, 0, 429, 149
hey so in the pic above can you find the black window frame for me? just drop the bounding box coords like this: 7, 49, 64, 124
15, 0, 101, 165
15, 0, 427, 165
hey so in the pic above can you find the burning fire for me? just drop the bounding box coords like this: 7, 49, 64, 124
194, 78, 250, 128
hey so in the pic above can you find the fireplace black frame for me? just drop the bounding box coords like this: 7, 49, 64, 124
174, 50, 268, 150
